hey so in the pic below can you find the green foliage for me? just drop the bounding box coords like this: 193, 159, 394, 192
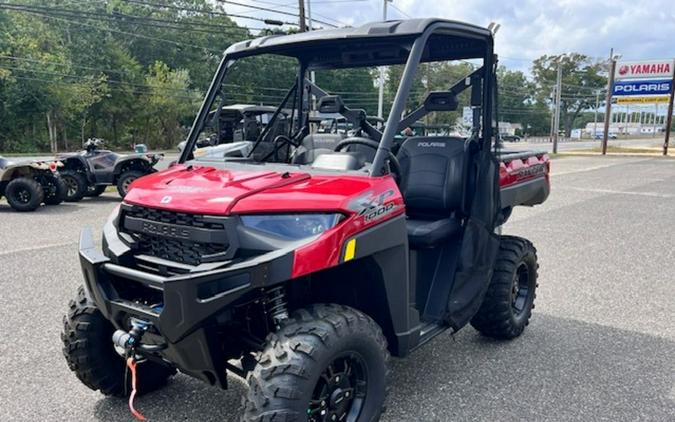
532, 53, 606, 136
0, 1, 609, 152
0, 0, 251, 152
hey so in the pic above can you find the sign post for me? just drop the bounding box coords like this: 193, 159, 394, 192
602, 52, 616, 155
664, 62, 675, 155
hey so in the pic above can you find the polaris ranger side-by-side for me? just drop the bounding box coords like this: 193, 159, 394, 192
62, 19, 550, 421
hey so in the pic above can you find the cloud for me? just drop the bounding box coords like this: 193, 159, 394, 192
222, 0, 675, 71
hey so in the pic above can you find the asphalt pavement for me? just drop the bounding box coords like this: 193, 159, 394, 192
0, 155, 674, 421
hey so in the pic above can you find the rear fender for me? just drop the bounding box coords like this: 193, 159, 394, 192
0, 165, 37, 182
113, 157, 153, 179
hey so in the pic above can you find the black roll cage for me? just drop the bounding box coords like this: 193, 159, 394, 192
179, 20, 495, 177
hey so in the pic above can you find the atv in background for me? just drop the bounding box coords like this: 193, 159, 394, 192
0, 156, 66, 211
177, 104, 290, 153
57, 138, 163, 201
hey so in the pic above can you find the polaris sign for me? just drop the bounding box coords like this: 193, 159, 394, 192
612, 79, 672, 96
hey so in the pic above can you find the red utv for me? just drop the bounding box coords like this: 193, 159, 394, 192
62, 19, 549, 421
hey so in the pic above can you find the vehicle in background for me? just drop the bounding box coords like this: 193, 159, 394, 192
177, 105, 290, 153
593, 133, 618, 140
0, 156, 66, 211
501, 134, 521, 142
57, 138, 163, 201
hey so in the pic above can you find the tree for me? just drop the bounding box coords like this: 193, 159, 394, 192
532, 53, 606, 137
139, 61, 201, 149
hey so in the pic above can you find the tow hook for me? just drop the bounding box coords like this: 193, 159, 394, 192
112, 320, 167, 421
113, 321, 146, 352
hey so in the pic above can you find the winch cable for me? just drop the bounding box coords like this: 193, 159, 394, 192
126, 357, 147, 421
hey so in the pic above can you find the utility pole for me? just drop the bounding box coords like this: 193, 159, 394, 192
593, 90, 600, 138
306, 0, 317, 115
377, 0, 392, 119
549, 88, 556, 142
552, 60, 562, 154
602, 48, 616, 155
663, 59, 675, 155
298, 0, 307, 32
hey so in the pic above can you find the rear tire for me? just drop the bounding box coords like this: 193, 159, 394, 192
242, 304, 390, 422
471, 236, 538, 339
44, 175, 67, 205
5, 177, 44, 211
60, 170, 87, 202
61, 286, 175, 397
85, 185, 107, 197
116, 170, 144, 198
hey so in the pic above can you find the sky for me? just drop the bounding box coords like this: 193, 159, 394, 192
221, 0, 675, 72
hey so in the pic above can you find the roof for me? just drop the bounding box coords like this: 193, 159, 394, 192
225, 19, 493, 65
221, 104, 278, 114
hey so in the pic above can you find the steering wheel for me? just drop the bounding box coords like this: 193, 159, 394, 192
334, 137, 401, 182
261, 135, 295, 162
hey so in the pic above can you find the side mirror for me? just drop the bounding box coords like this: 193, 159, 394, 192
318, 95, 345, 114
425, 91, 459, 112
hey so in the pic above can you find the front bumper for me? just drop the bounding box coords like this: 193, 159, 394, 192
78, 227, 293, 387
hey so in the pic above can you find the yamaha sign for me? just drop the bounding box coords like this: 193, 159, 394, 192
615, 59, 674, 80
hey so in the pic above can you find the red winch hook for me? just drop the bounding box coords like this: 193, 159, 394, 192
126, 357, 147, 421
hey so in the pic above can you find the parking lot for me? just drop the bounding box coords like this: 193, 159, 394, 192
1, 155, 674, 421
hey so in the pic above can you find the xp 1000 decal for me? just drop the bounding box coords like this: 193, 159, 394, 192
349, 189, 398, 223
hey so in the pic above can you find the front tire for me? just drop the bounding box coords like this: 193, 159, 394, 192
471, 236, 539, 339
243, 304, 390, 422
5, 177, 44, 211
44, 175, 67, 205
60, 170, 87, 202
116, 170, 144, 198
61, 286, 175, 397
85, 185, 107, 197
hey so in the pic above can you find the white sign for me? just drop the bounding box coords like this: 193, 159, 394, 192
462, 106, 473, 126
615, 59, 674, 80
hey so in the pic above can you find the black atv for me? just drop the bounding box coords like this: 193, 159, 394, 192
0, 156, 66, 211
57, 139, 163, 201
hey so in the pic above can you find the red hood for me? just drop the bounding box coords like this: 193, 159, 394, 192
124, 164, 392, 215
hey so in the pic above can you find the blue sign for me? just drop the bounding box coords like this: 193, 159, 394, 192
613, 79, 672, 96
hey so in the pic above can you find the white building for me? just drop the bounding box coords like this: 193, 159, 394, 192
584, 122, 664, 135
498, 122, 523, 136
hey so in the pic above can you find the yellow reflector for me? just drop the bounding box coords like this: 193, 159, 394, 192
344, 239, 356, 262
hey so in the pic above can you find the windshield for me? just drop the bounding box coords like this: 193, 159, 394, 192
181, 31, 492, 174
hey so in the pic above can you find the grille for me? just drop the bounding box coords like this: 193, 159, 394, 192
124, 206, 225, 230
122, 206, 229, 266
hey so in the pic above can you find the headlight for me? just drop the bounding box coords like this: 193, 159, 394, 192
241, 213, 342, 241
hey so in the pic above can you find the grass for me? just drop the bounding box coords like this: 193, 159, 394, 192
563, 145, 670, 155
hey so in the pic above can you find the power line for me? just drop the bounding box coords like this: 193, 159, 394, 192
247, 0, 352, 27
0, 5, 224, 53
218, 0, 338, 28
388, 3, 411, 19
120, 0, 300, 27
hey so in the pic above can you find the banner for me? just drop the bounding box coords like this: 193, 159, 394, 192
613, 96, 670, 104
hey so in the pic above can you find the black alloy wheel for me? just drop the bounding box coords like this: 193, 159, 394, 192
308, 353, 368, 422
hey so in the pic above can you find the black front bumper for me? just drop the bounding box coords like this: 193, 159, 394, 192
78, 228, 293, 387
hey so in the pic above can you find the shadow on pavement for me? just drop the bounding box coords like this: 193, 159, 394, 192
91, 314, 674, 422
